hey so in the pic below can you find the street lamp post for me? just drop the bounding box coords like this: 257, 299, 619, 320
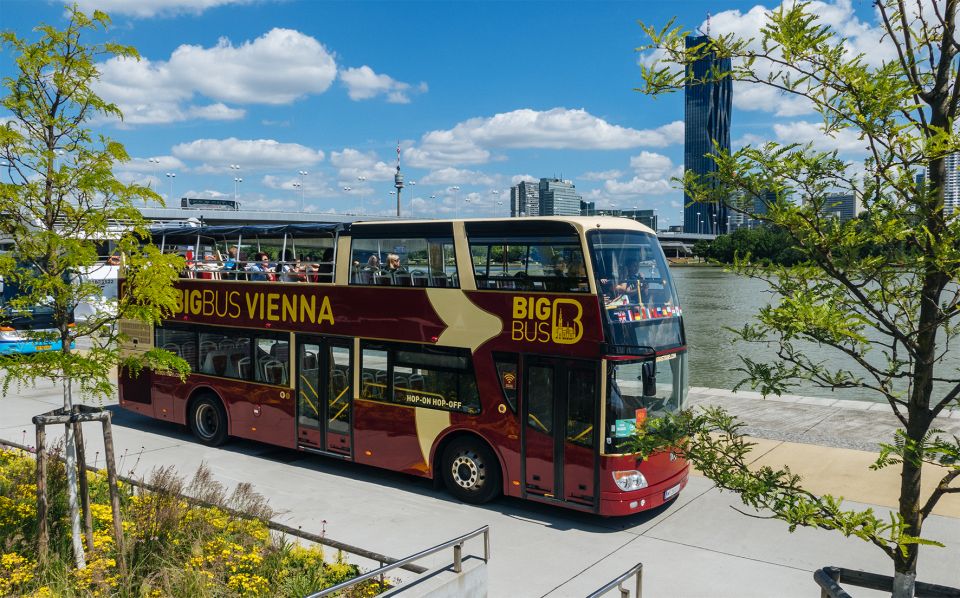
165, 172, 176, 201
148, 157, 160, 188
450, 186, 460, 219
297, 170, 308, 211
697, 211, 701, 235
233, 177, 243, 200
491, 189, 500, 216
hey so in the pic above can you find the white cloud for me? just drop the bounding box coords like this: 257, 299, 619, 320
581, 169, 623, 181
262, 174, 338, 199
419, 168, 496, 186
122, 156, 187, 173
72, 0, 256, 18
629, 151, 673, 177
329, 148, 395, 181
96, 29, 337, 124
405, 108, 684, 167
340, 66, 426, 103
604, 177, 674, 196
511, 174, 538, 185
172, 138, 325, 172
772, 121, 866, 153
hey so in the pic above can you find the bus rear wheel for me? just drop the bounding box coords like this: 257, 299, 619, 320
441, 438, 501, 504
189, 394, 228, 447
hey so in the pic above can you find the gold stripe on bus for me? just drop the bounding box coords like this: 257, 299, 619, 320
415, 407, 450, 473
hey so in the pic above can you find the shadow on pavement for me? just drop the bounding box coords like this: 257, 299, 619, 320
105, 405, 686, 534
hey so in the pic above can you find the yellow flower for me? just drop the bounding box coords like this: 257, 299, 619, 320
0, 552, 35, 595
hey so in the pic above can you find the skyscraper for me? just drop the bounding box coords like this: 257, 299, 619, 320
684, 34, 732, 234
510, 180, 540, 217
538, 178, 582, 216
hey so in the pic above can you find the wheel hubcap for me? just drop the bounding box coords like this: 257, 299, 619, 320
196, 404, 218, 438
451, 451, 485, 490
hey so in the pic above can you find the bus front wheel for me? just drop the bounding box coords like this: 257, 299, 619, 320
441, 438, 501, 504
189, 394, 228, 447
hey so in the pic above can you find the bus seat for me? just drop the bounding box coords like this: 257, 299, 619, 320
375, 274, 392, 286
412, 273, 429, 287
201, 350, 229, 376
431, 275, 448, 288
408, 374, 425, 390
237, 356, 252, 380
261, 360, 286, 385
200, 340, 218, 355
162, 343, 181, 357
270, 342, 289, 362
394, 273, 412, 286
302, 351, 318, 371
181, 342, 197, 367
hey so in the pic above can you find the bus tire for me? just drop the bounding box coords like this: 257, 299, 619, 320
441, 437, 501, 504
189, 394, 229, 447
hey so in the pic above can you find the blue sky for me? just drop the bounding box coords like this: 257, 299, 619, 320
0, 0, 881, 225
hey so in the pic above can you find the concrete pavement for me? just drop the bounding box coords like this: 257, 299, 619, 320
2, 382, 958, 597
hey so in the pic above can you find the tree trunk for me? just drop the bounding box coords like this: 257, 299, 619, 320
62, 378, 86, 569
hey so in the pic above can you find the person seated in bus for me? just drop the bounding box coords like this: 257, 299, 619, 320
106, 254, 121, 266
276, 250, 299, 282
316, 248, 334, 282
614, 257, 646, 296
306, 262, 321, 283
246, 252, 271, 282
364, 254, 381, 273
223, 245, 241, 280
550, 254, 568, 277
386, 253, 405, 273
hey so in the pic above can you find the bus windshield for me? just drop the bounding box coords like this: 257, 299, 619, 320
606, 352, 688, 453
588, 230, 684, 352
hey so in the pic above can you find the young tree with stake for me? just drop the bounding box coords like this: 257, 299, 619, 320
0, 8, 186, 568
634, 2, 960, 596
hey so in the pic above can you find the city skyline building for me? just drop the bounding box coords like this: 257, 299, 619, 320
683, 33, 732, 235
941, 153, 960, 216
821, 192, 862, 222
537, 178, 582, 216
510, 180, 540, 217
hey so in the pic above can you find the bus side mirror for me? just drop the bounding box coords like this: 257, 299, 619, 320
642, 361, 657, 397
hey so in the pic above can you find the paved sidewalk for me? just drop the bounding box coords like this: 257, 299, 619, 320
1, 383, 958, 597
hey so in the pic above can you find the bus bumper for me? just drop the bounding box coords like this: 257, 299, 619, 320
598, 464, 689, 516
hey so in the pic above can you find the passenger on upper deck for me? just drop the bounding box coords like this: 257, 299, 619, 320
364, 255, 381, 273
386, 253, 405, 273
246, 252, 271, 282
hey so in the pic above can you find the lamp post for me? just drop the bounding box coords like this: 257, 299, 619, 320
165, 172, 176, 201
450, 186, 460, 219
491, 189, 500, 216
233, 177, 242, 200
148, 157, 160, 188
697, 211, 701, 235
297, 170, 308, 211
343, 186, 355, 216
712, 214, 717, 236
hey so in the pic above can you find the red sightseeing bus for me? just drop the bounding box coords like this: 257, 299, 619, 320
118, 217, 688, 516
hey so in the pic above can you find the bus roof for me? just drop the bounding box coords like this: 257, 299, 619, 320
150, 216, 655, 243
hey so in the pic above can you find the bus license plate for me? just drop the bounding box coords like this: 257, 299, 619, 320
35, 345, 51, 350
664, 483, 681, 500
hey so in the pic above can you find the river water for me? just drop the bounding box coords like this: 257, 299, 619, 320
672, 267, 949, 403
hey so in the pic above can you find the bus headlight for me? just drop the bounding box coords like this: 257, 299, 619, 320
613, 470, 648, 492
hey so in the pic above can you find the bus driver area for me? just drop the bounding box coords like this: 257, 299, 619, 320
119, 216, 689, 517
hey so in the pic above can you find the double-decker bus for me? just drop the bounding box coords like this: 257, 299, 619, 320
118, 217, 688, 516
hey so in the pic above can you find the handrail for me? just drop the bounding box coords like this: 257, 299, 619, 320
587, 562, 643, 598
306, 526, 490, 598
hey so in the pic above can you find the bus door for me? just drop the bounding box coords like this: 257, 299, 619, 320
297, 336, 353, 457
522, 357, 599, 508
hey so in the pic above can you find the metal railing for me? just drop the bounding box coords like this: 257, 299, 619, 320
587, 563, 643, 598
814, 566, 960, 598
305, 526, 490, 598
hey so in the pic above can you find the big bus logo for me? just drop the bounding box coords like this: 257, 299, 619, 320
511, 297, 583, 345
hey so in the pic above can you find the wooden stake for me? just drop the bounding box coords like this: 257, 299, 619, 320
101, 414, 126, 575
35, 423, 49, 566
73, 417, 95, 552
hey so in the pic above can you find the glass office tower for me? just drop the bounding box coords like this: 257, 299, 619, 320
683, 34, 732, 234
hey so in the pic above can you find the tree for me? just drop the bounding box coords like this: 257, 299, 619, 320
635, 2, 960, 596
0, 7, 185, 568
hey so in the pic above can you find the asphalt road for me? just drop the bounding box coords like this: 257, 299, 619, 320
3, 382, 959, 597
